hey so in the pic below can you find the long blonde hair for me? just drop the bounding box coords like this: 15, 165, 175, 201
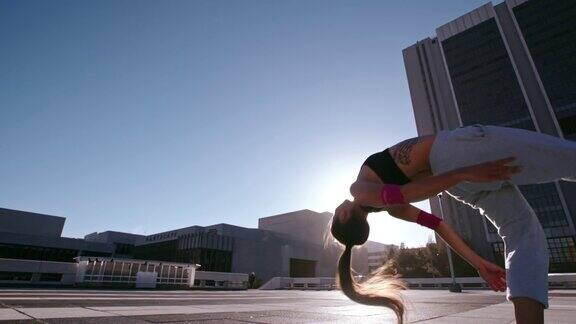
325, 214, 406, 324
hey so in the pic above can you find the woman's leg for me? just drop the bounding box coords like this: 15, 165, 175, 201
482, 125, 576, 185
512, 297, 544, 324
430, 124, 576, 193
431, 125, 555, 322
450, 183, 549, 321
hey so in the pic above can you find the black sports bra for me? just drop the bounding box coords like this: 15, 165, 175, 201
362, 148, 411, 185
359, 148, 411, 213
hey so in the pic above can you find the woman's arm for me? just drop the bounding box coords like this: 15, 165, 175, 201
350, 157, 520, 208
387, 203, 506, 292
350, 169, 464, 208
386, 204, 482, 267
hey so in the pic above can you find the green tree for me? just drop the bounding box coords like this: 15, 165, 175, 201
382, 241, 479, 278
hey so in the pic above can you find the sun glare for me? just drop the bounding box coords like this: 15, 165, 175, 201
369, 200, 433, 247
308, 166, 358, 214
304, 163, 433, 248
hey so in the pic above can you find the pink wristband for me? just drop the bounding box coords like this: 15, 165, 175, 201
416, 210, 442, 230
380, 184, 405, 205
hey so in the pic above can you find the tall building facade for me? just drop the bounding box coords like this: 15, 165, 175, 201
403, 0, 576, 272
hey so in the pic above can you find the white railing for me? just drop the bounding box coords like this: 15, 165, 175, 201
75, 257, 199, 288
259, 277, 336, 290
193, 270, 248, 289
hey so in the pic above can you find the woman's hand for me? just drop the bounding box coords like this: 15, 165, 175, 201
460, 157, 522, 182
476, 259, 507, 292
334, 200, 367, 224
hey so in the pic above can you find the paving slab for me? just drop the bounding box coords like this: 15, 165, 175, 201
0, 308, 31, 321
16, 307, 117, 319
444, 302, 514, 320
44, 318, 147, 324
419, 315, 512, 324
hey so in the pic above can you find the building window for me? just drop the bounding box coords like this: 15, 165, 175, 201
114, 243, 135, 256
547, 236, 576, 271
0, 271, 33, 281
519, 183, 569, 228
0, 243, 84, 263
39, 273, 63, 282
492, 242, 505, 263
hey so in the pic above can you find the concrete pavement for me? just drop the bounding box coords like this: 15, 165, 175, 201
0, 289, 574, 323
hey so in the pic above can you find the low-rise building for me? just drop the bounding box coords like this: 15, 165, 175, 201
131, 209, 371, 284
0, 207, 114, 285
1, 207, 376, 287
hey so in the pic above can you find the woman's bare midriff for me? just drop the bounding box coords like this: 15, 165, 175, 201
358, 134, 437, 183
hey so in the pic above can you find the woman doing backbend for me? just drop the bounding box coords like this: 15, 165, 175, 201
330, 124, 576, 324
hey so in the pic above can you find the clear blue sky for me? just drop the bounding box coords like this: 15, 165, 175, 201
1, 0, 489, 247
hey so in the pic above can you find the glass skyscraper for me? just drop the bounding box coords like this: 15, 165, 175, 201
513, 0, 576, 140
403, 0, 576, 272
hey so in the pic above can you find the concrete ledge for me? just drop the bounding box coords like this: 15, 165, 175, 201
407, 273, 576, 290
260, 277, 336, 290
261, 273, 576, 291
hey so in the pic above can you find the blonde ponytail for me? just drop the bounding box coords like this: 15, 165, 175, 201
327, 215, 406, 324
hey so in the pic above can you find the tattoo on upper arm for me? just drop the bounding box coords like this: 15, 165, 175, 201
391, 137, 421, 165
